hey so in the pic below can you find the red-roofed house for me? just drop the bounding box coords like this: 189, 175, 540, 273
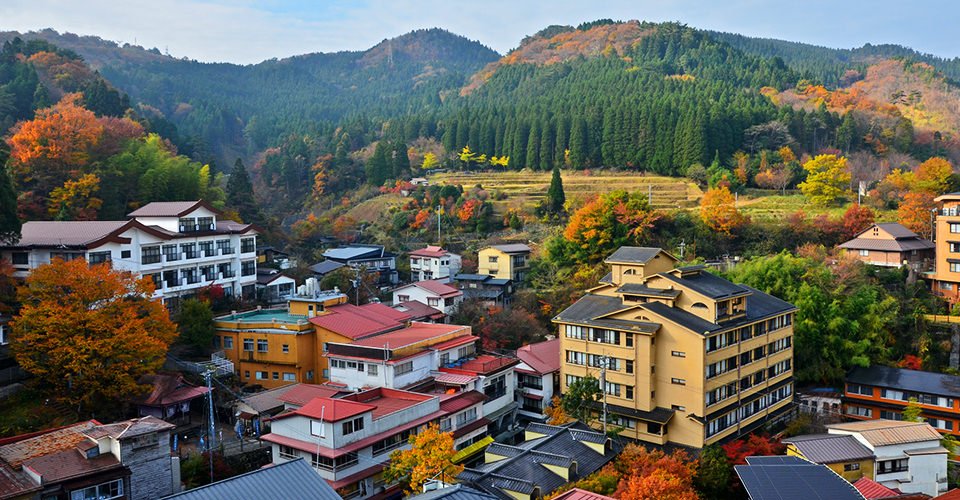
0, 416, 176, 500
391, 280, 464, 317
326, 323, 475, 391
262, 387, 445, 500
853, 477, 904, 500
409, 246, 461, 282
392, 300, 445, 323
514, 339, 560, 422
134, 373, 210, 424
553, 489, 618, 500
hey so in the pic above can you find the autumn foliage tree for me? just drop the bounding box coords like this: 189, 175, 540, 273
799, 154, 851, 205
898, 190, 937, 238
561, 190, 661, 264
700, 185, 747, 234
12, 258, 177, 410
383, 422, 464, 496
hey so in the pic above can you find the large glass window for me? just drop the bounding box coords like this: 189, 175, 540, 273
241, 260, 256, 276
217, 239, 234, 255
241, 237, 256, 253
70, 479, 122, 500
88, 251, 111, 265
141, 246, 161, 264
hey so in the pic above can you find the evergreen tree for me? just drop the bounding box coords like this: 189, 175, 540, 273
569, 118, 587, 169
546, 167, 566, 213
366, 141, 391, 186
392, 141, 410, 179
0, 146, 20, 245
226, 158, 262, 224
526, 121, 541, 170
837, 112, 858, 152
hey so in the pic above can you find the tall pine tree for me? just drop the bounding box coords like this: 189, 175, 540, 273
0, 145, 20, 244
546, 167, 565, 214
226, 158, 263, 225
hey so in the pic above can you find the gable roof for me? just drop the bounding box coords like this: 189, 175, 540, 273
827, 420, 944, 447
409, 484, 500, 500
393, 300, 445, 320
488, 243, 532, 254
401, 279, 463, 298
655, 269, 751, 300
853, 477, 901, 500
277, 384, 349, 407
874, 222, 924, 239
604, 246, 675, 265
516, 339, 560, 375
410, 246, 454, 258
323, 244, 392, 262
15, 220, 131, 248
0, 420, 100, 467
281, 397, 375, 422
308, 303, 409, 339
127, 200, 221, 218
160, 458, 340, 500
783, 434, 874, 464
735, 460, 865, 500
552, 489, 617, 500
845, 365, 960, 399
135, 373, 210, 407
308, 260, 346, 275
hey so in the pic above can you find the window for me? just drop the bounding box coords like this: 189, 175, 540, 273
306, 370, 314, 380
457, 408, 478, 426
278, 444, 298, 460
272, 372, 279, 380
671, 378, 686, 385
846, 383, 872, 396
88, 251, 111, 264
181, 242, 198, 259
951, 223, 960, 234
223, 336, 234, 349
257, 339, 268, 352
218, 262, 234, 278
342, 417, 364, 435
70, 479, 123, 500
163, 244, 180, 261
591, 329, 619, 344
626, 360, 634, 374
241, 237, 256, 253
604, 381, 621, 397
566, 350, 586, 365
217, 239, 234, 255
0, 325, 6, 345
565, 325, 587, 339
179, 217, 196, 231
485, 375, 507, 399
241, 260, 256, 276
398, 294, 410, 302
427, 297, 440, 307
198, 216, 214, 230
200, 240, 215, 257
672, 405, 686, 411
625, 386, 634, 400
844, 463, 860, 472
356, 363, 364, 372
396, 361, 413, 375
439, 418, 452, 432
141, 245, 161, 264
255, 371, 268, 380
846, 405, 873, 417
283, 373, 296, 382
671, 350, 686, 358
488, 256, 498, 263
625, 333, 634, 347
243, 338, 254, 351
877, 458, 908, 474
282, 344, 289, 353
11, 252, 27, 265
244, 370, 250, 378
941, 282, 955, 291
858, 249, 869, 257
952, 263, 960, 273
368, 364, 378, 376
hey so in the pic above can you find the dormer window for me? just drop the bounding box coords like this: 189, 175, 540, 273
179, 217, 197, 232
692, 302, 708, 309
197, 216, 214, 231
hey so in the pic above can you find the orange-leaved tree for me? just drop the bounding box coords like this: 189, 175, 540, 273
12, 258, 176, 409
544, 396, 569, 425
700, 185, 747, 234
612, 445, 699, 500
383, 422, 464, 496
898, 190, 937, 238
617, 469, 699, 500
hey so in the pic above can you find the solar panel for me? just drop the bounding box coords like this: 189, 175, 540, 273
735, 463, 865, 500
744, 455, 810, 465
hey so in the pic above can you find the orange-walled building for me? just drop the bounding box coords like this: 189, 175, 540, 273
842, 365, 960, 436
932, 193, 960, 302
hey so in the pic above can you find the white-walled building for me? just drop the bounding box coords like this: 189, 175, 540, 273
1, 201, 258, 306
262, 388, 444, 500
514, 339, 560, 423
391, 280, 463, 317
409, 246, 461, 282
827, 419, 948, 497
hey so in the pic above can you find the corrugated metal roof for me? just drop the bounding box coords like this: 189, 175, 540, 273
516, 339, 560, 374
160, 458, 339, 500
552, 488, 617, 500
408, 484, 499, 500
853, 477, 900, 500
783, 434, 874, 464
827, 420, 943, 447
845, 365, 960, 399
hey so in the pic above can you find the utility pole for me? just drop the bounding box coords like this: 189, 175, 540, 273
600, 354, 608, 436
437, 204, 441, 243
204, 368, 215, 485
679, 239, 686, 260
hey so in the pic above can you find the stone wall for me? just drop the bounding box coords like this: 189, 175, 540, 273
122, 430, 175, 500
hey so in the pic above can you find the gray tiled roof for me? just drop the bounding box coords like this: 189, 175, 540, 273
743, 455, 810, 465
127, 201, 211, 217
489, 244, 532, 254
604, 246, 666, 264
409, 484, 500, 500
656, 270, 751, 300
160, 458, 339, 500
459, 423, 621, 500
782, 434, 874, 464
846, 365, 960, 399
638, 285, 796, 335
615, 283, 682, 298
16, 220, 129, 248
838, 238, 934, 252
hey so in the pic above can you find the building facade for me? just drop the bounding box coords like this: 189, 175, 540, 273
514, 339, 560, 423
784, 433, 875, 482
409, 246, 462, 282
842, 365, 960, 436
1, 201, 258, 306
477, 244, 531, 283
320, 245, 398, 286
932, 193, 960, 302
838, 222, 934, 269
554, 246, 797, 448
454, 274, 513, 307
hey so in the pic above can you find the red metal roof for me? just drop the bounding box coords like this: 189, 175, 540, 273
350, 323, 470, 349
553, 489, 618, 500
393, 300, 444, 320
410, 280, 462, 298
308, 303, 407, 340
277, 384, 347, 406
853, 477, 901, 500
409, 246, 450, 258
439, 391, 487, 413
936, 489, 960, 500
445, 354, 519, 376
433, 372, 479, 386
341, 388, 434, 419
516, 339, 560, 374
290, 397, 375, 422
428, 335, 477, 353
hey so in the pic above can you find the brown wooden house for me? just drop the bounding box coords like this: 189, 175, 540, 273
838, 222, 934, 269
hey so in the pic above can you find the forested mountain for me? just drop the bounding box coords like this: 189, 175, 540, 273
1, 28, 500, 164
708, 30, 960, 88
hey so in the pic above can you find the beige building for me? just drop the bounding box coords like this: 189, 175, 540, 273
477, 244, 531, 282
932, 193, 960, 302
554, 247, 796, 448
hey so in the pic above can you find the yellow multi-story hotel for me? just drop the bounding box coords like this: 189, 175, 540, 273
554, 247, 797, 448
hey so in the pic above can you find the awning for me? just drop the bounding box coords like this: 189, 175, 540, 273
522, 393, 543, 401
452, 436, 494, 464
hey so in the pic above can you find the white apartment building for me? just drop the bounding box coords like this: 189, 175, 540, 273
1, 201, 258, 305
827, 420, 948, 497
514, 339, 560, 423
262, 388, 445, 500
409, 246, 461, 282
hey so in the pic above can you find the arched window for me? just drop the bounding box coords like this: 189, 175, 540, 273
692, 302, 708, 309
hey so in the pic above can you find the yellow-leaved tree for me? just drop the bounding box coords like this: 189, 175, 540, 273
798, 154, 851, 205
12, 258, 177, 410
383, 422, 464, 496
700, 185, 747, 234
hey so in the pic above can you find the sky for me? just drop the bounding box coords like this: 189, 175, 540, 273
1, 0, 957, 65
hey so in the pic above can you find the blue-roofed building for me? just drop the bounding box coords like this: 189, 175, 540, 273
160, 458, 340, 500
554, 247, 797, 449
454, 274, 514, 307
736, 456, 866, 500
317, 244, 398, 286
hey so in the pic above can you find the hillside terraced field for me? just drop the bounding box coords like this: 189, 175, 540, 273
428, 170, 703, 215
